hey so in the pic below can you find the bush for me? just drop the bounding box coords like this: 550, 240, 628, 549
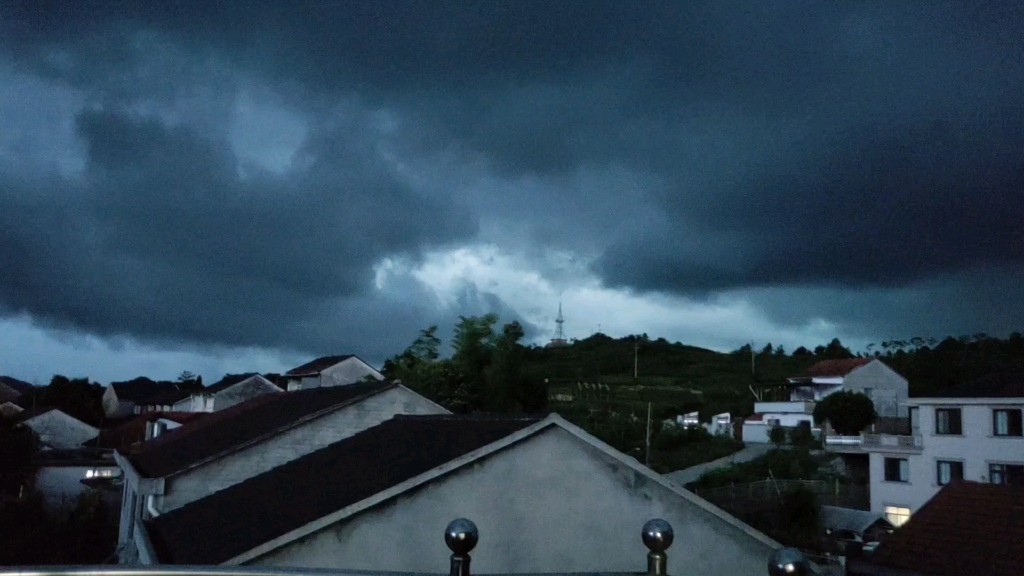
768, 425, 787, 446
788, 422, 817, 448
654, 425, 711, 451
813, 391, 877, 435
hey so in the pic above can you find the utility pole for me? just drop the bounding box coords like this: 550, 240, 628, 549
645, 401, 652, 467
751, 341, 756, 377
634, 343, 639, 379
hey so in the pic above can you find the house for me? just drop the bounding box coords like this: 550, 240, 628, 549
138, 413, 781, 575
102, 378, 182, 418
0, 375, 33, 403
819, 505, 894, 544
16, 408, 99, 449
83, 412, 207, 450
114, 381, 449, 564
851, 481, 1024, 576
0, 400, 24, 418
283, 355, 384, 390
32, 447, 122, 513
743, 358, 908, 444
862, 371, 1024, 526
788, 358, 908, 417
171, 373, 282, 412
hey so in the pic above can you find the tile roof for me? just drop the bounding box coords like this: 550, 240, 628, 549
110, 377, 181, 402
285, 355, 356, 375
0, 376, 33, 402
83, 412, 207, 449
125, 381, 395, 478
799, 358, 874, 378
869, 481, 1024, 576
146, 414, 541, 564
203, 373, 263, 393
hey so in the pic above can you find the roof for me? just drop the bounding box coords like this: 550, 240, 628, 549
870, 481, 1024, 576
110, 377, 180, 403
0, 376, 32, 402
820, 505, 893, 535
932, 370, 1024, 398
83, 412, 207, 449
125, 381, 396, 478
203, 373, 263, 393
146, 414, 544, 564
285, 355, 356, 376
798, 358, 874, 378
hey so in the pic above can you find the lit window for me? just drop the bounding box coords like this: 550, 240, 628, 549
85, 469, 118, 479
993, 409, 1023, 437
884, 506, 911, 527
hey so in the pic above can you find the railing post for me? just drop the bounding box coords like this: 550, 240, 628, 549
768, 547, 809, 576
641, 519, 674, 576
445, 518, 479, 576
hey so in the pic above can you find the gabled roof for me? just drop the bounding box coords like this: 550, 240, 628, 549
125, 381, 396, 478
869, 481, 1024, 576
820, 505, 893, 535
797, 358, 874, 379
146, 414, 540, 564
110, 377, 180, 402
83, 412, 207, 449
146, 413, 781, 565
285, 355, 357, 376
203, 373, 263, 394
0, 376, 33, 402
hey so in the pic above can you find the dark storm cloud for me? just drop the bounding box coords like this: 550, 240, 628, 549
2, 0, 1024, 351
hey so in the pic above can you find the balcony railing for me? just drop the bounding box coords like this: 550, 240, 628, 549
824, 435, 863, 446
0, 519, 814, 576
753, 401, 814, 414
861, 433, 923, 451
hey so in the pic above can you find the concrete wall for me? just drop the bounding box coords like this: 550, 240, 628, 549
252, 427, 777, 575
159, 387, 448, 512
843, 361, 908, 417
212, 376, 281, 411
870, 401, 1024, 515
24, 410, 98, 449
320, 358, 384, 388
742, 423, 772, 443
35, 465, 120, 512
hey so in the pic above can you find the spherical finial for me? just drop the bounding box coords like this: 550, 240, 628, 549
641, 519, 674, 553
768, 548, 809, 576
445, 518, 479, 555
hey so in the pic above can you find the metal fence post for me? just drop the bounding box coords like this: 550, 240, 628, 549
445, 518, 478, 576
641, 519, 674, 576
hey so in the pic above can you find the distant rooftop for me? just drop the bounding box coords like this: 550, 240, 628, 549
110, 377, 181, 402
286, 355, 357, 376
796, 358, 874, 379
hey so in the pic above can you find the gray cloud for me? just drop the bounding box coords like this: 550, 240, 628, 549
1, 1, 1023, 361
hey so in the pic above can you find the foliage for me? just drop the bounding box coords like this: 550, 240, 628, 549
788, 421, 817, 448
176, 371, 203, 393
813, 391, 877, 435
813, 338, 855, 359
0, 489, 118, 565
768, 425, 787, 446
0, 419, 36, 496
692, 448, 834, 489
779, 486, 822, 539
20, 376, 106, 426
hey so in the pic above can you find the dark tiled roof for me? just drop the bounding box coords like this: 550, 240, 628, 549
110, 377, 180, 402
203, 373, 262, 393
285, 355, 356, 375
870, 481, 1024, 576
83, 412, 207, 449
935, 371, 1024, 398
0, 376, 33, 399
125, 381, 395, 478
146, 414, 541, 564
798, 358, 874, 378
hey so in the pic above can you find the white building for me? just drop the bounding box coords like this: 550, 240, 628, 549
172, 373, 282, 412
115, 381, 448, 564
283, 355, 384, 391
138, 414, 782, 575
863, 374, 1024, 527
18, 408, 99, 450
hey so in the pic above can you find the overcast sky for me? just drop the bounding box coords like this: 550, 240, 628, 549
1, 2, 1022, 384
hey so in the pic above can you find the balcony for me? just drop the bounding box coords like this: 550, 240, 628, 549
861, 433, 923, 453
824, 435, 863, 446
0, 518, 819, 576
753, 401, 814, 414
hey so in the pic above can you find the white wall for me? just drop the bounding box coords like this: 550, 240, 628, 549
212, 376, 282, 411
869, 401, 1024, 515
844, 361, 909, 417
319, 358, 384, 388
103, 387, 134, 418
251, 427, 776, 575
159, 387, 448, 512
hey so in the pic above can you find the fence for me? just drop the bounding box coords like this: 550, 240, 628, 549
694, 479, 870, 513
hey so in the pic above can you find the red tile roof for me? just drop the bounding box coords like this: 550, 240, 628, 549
800, 358, 874, 378
870, 481, 1024, 576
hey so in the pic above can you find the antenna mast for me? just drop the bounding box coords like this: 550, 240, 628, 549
546, 301, 569, 348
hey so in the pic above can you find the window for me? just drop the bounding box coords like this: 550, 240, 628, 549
936, 460, 963, 485
884, 458, 910, 482
766, 418, 780, 427
935, 408, 962, 435
989, 464, 1024, 485
884, 506, 911, 527
993, 409, 1024, 437
910, 407, 920, 432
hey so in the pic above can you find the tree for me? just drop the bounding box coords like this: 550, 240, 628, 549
792, 346, 812, 356
768, 425, 787, 446
814, 338, 854, 359
38, 376, 105, 426
177, 371, 203, 393
813, 391, 877, 435
0, 418, 36, 496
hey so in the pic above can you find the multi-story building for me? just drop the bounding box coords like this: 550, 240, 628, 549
863, 373, 1024, 527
